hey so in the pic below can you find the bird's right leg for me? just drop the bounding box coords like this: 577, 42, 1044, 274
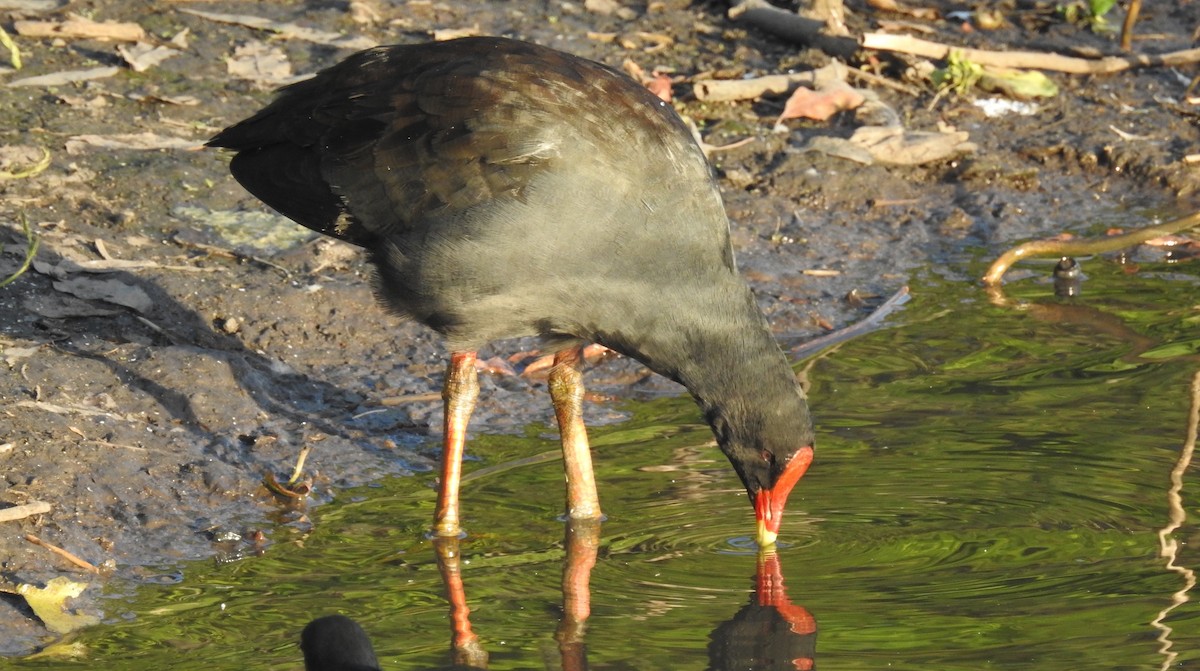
435, 351, 479, 537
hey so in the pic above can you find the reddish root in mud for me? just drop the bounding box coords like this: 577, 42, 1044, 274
982, 210, 1200, 287
24, 534, 100, 574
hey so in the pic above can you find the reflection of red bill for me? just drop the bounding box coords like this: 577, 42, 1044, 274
756, 551, 817, 670
754, 446, 814, 547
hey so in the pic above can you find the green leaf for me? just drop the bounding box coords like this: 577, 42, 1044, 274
17, 577, 101, 634
980, 67, 1060, 99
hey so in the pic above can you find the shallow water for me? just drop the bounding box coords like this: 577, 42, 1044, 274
13, 258, 1200, 670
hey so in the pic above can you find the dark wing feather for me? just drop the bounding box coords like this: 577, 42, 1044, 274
208, 38, 700, 254
208, 39, 576, 247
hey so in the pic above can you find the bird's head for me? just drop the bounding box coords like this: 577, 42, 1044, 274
754, 446, 813, 548
707, 401, 814, 550
731, 443, 813, 549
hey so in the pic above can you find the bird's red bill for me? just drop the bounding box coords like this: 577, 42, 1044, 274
754, 446, 814, 547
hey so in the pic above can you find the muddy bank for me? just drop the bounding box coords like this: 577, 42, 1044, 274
1, 0, 1197, 655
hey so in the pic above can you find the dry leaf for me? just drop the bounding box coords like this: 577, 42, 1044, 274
51, 276, 153, 312
848, 125, 976, 165
2, 344, 42, 367
778, 85, 865, 122
646, 72, 673, 102
116, 42, 179, 73
6, 66, 119, 88
169, 28, 190, 49
225, 41, 295, 89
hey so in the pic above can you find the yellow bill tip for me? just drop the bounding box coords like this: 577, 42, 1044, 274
756, 519, 778, 549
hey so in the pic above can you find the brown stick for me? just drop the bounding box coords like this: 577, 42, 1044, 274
728, 0, 858, 59
14, 16, 145, 42
694, 72, 817, 102
982, 211, 1200, 286
791, 286, 911, 358
24, 534, 101, 574
861, 32, 1200, 75
1120, 0, 1142, 52
0, 501, 52, 523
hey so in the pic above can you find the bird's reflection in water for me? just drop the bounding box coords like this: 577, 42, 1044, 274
432, 533, 488, 670
301, 614, 381, 671
708, 551, 817, 671
431, 517, 600, 671
302, 523, 816, 670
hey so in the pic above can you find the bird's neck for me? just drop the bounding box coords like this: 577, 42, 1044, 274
607, 281, 813, 452
678, 309, 812, 455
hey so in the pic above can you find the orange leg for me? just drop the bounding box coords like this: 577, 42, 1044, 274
548, 347, 602, 520
434, 351, 479, 537
556, 516, 601, 671
433, 535, 489, 668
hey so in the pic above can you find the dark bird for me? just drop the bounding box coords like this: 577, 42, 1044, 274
301, 615, 381, 671
208, 36, 814, 546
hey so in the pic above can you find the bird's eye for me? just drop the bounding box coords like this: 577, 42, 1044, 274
760, 449, 772, 463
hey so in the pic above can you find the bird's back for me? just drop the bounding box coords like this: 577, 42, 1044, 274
209, 37, 738, 350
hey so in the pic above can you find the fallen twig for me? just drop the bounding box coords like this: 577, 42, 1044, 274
846, 66, 922, 96
1120, 0, 1142, 52
695, 72, 818, 102
791, 285, 911, 359
862, 32, 1200, 75
15, 400, 136, 422
178, 8, 374, 50
727, 0, 857, 59
24, 534, 100, 574
6, 67, 120, 88
14, 15, 145, 43
171, 237, 293, 278
380, 392, 443, 405
0, 501, 52, 523
982, 211, 1200, 286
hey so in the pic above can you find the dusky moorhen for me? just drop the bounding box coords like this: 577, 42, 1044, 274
208, 36, 814, 546
301, 615, 381, 671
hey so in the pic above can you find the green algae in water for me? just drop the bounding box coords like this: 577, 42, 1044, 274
14, 261, 1200, 670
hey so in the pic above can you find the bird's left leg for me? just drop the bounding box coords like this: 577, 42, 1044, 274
548, 345, 602, 520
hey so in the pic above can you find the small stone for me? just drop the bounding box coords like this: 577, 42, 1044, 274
584, 0, 621, 16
